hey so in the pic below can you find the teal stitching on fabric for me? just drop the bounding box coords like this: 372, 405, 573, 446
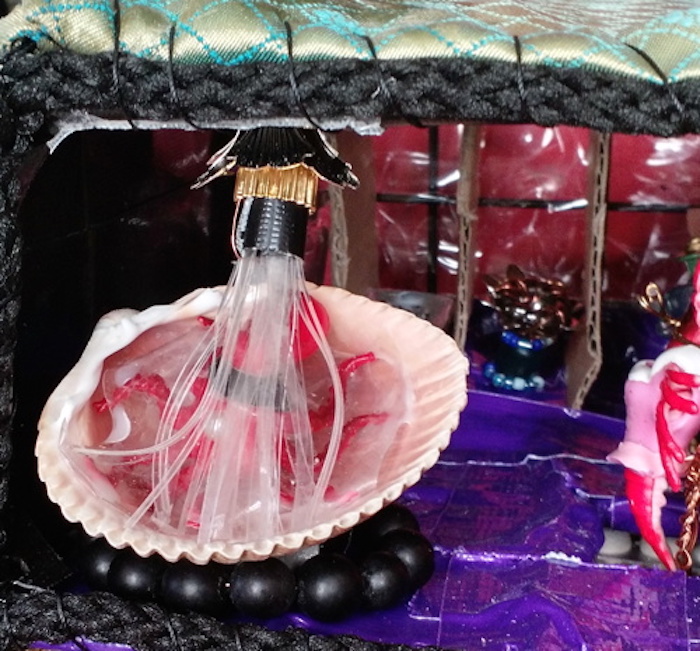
9, 27, 48, 43
298, 6, 360, 31
186, 0, 278, 37
630, 25, 700, 52
367, 8, 505, 49
460, 31, 515, 58
120, 0, 177, 22
117, 0, 176, 58
295, 7, 367, 56
25, 1, 112, 50
31, 1, 114, 15
631, 24, 700, 53
178, 0, 285, 63
621, 9, 700, 50
9, 0, 699, 75
121, 0, 171, 9
48, 0, 64, 45
668, 49, 700, 82
374, 22, 508, 58
372, 11, 500, 43
173, 20, 284, 65
27, 0, 114, 28
519, 34, 660, 81
132, 38, 164, 58
635, 22, 700, 82
656, 7, 700, 30
292, 24, 367, 58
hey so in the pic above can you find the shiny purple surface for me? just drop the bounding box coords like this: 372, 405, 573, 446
31, 640, 135, 651
284, 391, 700, 649
33, 391, 700, 650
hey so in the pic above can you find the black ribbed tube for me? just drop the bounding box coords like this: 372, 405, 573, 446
238, 197, 308, 257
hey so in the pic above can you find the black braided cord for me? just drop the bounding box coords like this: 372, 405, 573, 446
1, 46, 699, 134
1, 585, 445, 651
0, 38, 699, 649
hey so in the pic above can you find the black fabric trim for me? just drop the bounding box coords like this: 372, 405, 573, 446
1, 47, 698, 134
0, 585, 449, 651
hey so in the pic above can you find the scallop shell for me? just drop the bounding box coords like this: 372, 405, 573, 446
36, 284, 468, 564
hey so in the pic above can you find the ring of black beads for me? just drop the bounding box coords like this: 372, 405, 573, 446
74, 504, 435, 622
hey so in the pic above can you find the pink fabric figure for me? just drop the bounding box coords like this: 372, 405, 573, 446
608, 263, 700, 570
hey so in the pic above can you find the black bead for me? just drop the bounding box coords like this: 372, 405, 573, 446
296, 553, 363, 621
79, 538, 120, 590
355, 504, 421, 542
107, 550, 164, 601
377, 529, 435, 590
320, 530, 353, 556
360, 551, 411, 610
62, 525, 95, 565
229, 558, 296, 618
160, 560, 229, 615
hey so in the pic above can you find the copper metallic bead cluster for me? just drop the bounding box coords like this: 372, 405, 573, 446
483, 264, 581, 341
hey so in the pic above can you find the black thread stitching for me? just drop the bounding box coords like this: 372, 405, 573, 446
2, 37, 37, 65
111, 0, 137, 129
284, 21, 325, 131
147, 602, 182, 651
14, 12, 67, 57
513, 35, 532, 121
361, 34, 425, 128
54, 589, 91, 651
232, 625, 244, 651
167, 23, 202, 130
0, 595, 13, 651
626, 43, 685, 120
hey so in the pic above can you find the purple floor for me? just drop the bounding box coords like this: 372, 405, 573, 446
281, 391, 700, 650
36, 391, 700, 650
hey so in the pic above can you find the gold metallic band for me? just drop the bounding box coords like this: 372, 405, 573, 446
234, 164, 319, 211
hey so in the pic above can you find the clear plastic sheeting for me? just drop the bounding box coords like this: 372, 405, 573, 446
610, 134, 700, 207
372, 124, 699, 303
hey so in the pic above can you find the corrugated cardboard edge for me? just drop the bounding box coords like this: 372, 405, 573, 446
331, 131, 379, 293
565, 131, 610, 409
453, 124, 481, 349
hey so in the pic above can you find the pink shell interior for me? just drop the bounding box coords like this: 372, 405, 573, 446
36, 284, 468, 563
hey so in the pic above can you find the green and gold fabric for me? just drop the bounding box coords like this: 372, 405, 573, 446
0, 0, 699, 133
0, 0, 697, 80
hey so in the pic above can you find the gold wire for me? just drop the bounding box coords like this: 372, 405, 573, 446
677, 449, 700, 573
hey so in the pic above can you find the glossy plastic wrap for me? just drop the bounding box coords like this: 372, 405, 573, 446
372, 124, 697, 302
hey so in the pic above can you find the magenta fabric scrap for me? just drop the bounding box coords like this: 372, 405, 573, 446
32, 391, 700, 650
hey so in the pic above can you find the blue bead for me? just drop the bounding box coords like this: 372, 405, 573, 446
512, 377, 528, 391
